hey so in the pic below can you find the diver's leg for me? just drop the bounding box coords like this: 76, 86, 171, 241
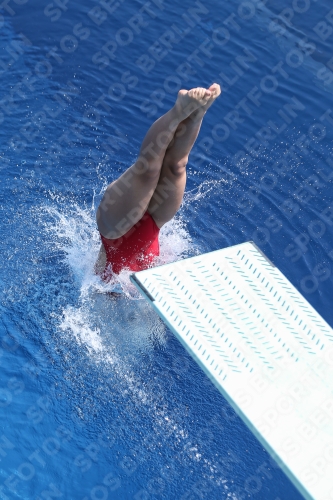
147, 84, 221, 227
96, 87, 211, 239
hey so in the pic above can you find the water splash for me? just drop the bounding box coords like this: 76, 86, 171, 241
59, 305, 103, 354
183, 179, 227, 204
38, 200, 188, 358
38, 177, 226, 358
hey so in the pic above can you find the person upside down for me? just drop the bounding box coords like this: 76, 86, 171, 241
95, 84, 221, 280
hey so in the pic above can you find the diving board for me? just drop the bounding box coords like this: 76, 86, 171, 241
130, 241, 333, 500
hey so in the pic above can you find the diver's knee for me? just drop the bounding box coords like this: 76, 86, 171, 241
165, 157, 188, 176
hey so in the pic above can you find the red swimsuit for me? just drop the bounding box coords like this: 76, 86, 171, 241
100, 212, 160, 278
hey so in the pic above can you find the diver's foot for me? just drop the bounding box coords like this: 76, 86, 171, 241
190, 83, 221, 121
174, 87, 212, 120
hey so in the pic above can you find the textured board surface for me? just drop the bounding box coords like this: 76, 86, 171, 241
130, 241, 333, 500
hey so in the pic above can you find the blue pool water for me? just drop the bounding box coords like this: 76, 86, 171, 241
1, 0, 333, 498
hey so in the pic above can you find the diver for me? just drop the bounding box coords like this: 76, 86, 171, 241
95, 84, 221, 280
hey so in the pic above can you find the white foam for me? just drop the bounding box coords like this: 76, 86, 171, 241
59, 305, 103, 354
